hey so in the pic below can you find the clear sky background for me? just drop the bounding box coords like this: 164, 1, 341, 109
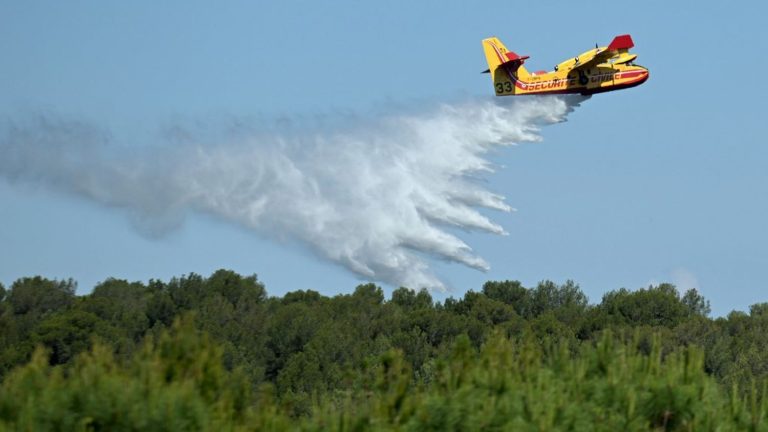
1, 0, 766, 316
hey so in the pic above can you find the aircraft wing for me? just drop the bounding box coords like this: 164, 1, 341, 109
572, 49, 613, 69
572, 34, 635, 70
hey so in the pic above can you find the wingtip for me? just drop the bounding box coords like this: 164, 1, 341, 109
608, 34, 634, 50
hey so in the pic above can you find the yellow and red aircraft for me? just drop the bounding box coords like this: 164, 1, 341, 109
482, 34, 648, 96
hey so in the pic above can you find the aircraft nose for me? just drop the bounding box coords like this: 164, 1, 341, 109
639, 69, 649, 83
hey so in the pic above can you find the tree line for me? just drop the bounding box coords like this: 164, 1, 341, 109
0, 270, 766, 430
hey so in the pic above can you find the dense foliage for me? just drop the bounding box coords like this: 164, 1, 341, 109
0, 270, 767, 430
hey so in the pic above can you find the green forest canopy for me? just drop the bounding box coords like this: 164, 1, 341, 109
0, 270, 767, 430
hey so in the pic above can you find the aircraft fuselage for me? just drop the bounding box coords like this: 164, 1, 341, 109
494, 61, 649, 96
483, 35, 649, 97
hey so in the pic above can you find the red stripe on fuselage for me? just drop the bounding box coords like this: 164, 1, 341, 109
512, 70, 647, 91
614, 70, 645, 79
514, 71, 648, 95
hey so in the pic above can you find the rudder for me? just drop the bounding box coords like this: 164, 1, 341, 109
482, 37, 530, 95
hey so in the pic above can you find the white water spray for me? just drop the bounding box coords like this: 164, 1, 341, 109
0, 96, 586, 290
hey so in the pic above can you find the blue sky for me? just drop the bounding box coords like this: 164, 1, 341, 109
1, 0, 766, 315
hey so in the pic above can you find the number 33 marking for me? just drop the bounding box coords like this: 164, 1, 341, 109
495, 82, 513, 93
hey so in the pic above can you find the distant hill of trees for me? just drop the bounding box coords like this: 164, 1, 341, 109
0, 270, 766, 430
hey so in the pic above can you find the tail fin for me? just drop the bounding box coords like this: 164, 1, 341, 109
482, 37, 530, 95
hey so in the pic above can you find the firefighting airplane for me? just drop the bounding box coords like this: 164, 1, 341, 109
482, 34, 649, 96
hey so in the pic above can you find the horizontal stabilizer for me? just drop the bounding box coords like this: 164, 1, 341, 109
499, 56, 529, 68
483, 55, 529, 74
503, 52, 529, 62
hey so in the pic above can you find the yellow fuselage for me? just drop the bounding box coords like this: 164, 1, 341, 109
483, 38, 649, 96
496, 53, 648, 96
